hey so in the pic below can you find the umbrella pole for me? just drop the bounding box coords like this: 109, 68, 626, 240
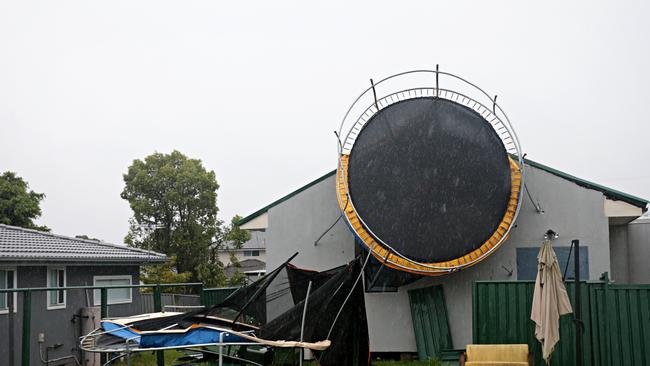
573, 239, 582, 366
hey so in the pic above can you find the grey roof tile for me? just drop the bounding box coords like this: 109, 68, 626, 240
0, 224, 168, 263
220, 231, 266, 250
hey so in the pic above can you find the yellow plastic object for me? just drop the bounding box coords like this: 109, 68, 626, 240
466, 344, 529, 364
336, 154, 522, 276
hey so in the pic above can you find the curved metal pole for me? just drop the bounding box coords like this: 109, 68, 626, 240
299, 281, 313, 366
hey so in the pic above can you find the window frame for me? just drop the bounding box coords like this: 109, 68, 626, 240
243, 250, 260, 257
93, 275, 133, 306
0, 267, 18, 315
46, 266, 67, 310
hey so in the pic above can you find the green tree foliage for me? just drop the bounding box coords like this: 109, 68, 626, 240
224, 215, 250, 286
0, 171, 49, 231
141, 256, 193, 293
228, 252, 247, 286
196, 260, 227, 288
225, 215, 251, 249
198, 215, 251, 287
121, 150, 220, 280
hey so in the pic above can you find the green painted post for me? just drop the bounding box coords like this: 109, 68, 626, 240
21, 290, 31, 366
154, 285, 164, 366
153, 285, 162, 312
8, 290, 15, 366
100, 288, 108, 318
602, 272, 612, 366
472, 282, 478, 343
100, 288, 108, 365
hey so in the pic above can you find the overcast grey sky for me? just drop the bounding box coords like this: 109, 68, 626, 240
1, 1, 648, 244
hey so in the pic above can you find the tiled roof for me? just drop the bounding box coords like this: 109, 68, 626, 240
221, 231, 266, 250
0, 224, 168, 263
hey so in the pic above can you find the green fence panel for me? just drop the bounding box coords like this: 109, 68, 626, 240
408, 285, 453, 360
201, 287, 239, 306
472, 281, 592, 366
591, 285, 650, 366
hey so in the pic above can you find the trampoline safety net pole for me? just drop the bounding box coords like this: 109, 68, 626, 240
299, 281, 313, 366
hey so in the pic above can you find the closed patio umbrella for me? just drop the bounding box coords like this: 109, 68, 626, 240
530, 239, 573, 364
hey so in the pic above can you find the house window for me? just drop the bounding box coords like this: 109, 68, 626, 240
516, 246, 589, 281
243, 250, 260, 257
0, 268, 17, 314
47, 267, 66, 310
93, 275, 133, 305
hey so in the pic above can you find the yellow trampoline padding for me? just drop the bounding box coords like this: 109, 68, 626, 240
336, 154, 522, 276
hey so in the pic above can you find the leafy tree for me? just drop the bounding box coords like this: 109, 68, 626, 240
121, 150, 220, 280
197, 260, 227, 288
225, 215, 251, 249
223, 215, 251, 286
141, 256, 193, 293
199, 215, 251, 287
0, 171, 49, 231
228, 253, 247, 286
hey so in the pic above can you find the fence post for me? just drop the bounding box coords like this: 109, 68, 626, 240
100, 288, 108, 318
602, 272, 612, 366
21, 290, 31, 366
472, 282, 478, 343
153, 285, 164, 366
198, 285, 204, 307
8, 290, 15, 366
100, 288, 108, 364
153, 284, 162, 312
573, 239, 582, 366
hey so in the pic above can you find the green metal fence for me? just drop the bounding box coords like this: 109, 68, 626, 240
472, 277, 650, 365
589, 283, 650, 365
201, 286, 239, 306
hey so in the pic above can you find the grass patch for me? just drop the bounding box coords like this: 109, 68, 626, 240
113, 350, 186, 365
114, 350, 442, 365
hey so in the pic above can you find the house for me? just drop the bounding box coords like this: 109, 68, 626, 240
0, 224, 167, 365
217, 230, 267, 266
237, 158, 649, 355
218, 229, 267, 283
224, 258, 266, 284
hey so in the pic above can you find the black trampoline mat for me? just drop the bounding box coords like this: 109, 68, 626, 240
347, 97, 511, 263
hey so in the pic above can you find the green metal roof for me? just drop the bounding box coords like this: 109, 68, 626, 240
523, 158, 648, 210
238, 158, 648, 226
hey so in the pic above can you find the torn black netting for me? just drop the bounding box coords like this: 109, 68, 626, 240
260, 258, 370, 366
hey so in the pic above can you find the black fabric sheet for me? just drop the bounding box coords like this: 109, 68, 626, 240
260, 259, 370, 366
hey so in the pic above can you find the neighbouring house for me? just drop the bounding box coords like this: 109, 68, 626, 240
224, 258, 266, 284
0, 224, 167, 365
218, 230, 267, 283
609, 212, 650, 284
237, 158, 649, 355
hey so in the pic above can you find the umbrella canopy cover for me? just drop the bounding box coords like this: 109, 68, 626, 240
531, 239, 573, 364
